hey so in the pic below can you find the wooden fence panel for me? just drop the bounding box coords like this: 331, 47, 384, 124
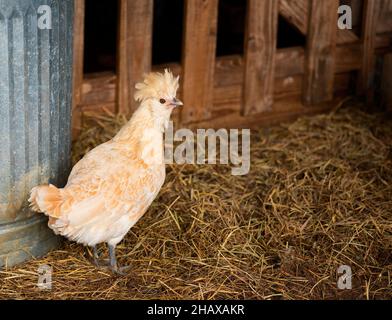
71, 0, 392, 131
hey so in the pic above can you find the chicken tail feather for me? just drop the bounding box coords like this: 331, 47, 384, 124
29, 184, 63, 218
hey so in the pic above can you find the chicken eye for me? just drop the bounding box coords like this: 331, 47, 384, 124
159, 98, 166, 104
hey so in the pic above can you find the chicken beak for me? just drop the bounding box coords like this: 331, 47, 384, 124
169, 98, 183, 107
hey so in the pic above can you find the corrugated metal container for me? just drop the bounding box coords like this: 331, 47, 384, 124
0, 0, 74, 268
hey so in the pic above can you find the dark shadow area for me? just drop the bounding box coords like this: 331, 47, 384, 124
152, 0, 184, 65
216, 0, 246, 56
277, 15, 306, 49
83, 0, 118, 73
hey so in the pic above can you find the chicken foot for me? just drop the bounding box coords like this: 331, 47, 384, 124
91, 244, 130, 275
92, 245, 110, 267
108, 244, 130, 275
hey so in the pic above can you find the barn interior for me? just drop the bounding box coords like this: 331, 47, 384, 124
0, 0, 391, 300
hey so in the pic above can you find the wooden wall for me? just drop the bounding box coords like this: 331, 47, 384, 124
72, 0, 392, 137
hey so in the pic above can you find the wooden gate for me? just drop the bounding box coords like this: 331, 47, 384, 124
72, 0, 392, 137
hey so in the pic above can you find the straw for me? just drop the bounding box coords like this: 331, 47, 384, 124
1, 101, 391, 299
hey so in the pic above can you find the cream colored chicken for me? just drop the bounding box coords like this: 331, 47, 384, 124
29, 70, 182, 274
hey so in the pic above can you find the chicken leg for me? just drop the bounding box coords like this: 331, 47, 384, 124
108, 244, 130, 275
92, 245, 109, 267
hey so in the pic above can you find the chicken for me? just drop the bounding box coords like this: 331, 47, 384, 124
29, 69, 182, 274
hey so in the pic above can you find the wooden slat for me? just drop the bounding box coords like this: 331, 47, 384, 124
377, 0, 392, 33
242, 0, 278, 115
337, 28, 360, 44
81, 44, 363, 107
279, 0, 307, 34
181, 0, 218, 123
78, 93, 349, 132
79, 61, 354, 125
375, 33, 392, 53
71, 0, 85, 140
357, 0, 381, 101
193, 98, 343, 131
303, 0, 339, 105
116, 0, 153, 116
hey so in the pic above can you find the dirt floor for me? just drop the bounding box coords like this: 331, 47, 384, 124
0, 101, 391, 299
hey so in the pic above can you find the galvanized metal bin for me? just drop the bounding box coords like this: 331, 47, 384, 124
0, 0, 74, 268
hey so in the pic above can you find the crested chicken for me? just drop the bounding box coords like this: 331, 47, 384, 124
29, 69, 182, 274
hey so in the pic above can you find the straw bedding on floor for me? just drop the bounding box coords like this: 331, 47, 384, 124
0, 101, 391, 299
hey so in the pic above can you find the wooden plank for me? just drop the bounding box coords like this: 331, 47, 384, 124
71, 0, 85, 139
79, 97, 347, 132
279, 0, 308, 34
116, 0, 153, 116
357, 0, 381, 101
375, 33, 392, 53
377, 0, 392, 33
78, 99, 335, 131
242, 0, 278, 115
181, 0, 218, 123
337, 28, 360, 44
79, 64, 353, 124
81, 44, 363, 107
214, 73, 351, 109
303, 0, 339, 105
82, 72, 117, 105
